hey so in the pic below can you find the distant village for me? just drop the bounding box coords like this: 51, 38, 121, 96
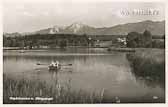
3, 33, 128, 50
3, 30, 165, 50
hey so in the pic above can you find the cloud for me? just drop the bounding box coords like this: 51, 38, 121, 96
41, 11, 49, 16
23, 11, 34, 16
15, 5, 25, 10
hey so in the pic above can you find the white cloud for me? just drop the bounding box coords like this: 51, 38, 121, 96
23, 11, 34, 16
42, 12, 49, 16
15, 5, 25, 10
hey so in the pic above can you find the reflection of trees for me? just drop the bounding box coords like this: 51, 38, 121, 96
135, 75, 164, 89
126, 53, 165, 88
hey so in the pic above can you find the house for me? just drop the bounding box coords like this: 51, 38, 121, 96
95, 40, 113, 47
116, 37, 127, 47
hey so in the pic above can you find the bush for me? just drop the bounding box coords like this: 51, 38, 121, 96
152, 39, 165, 48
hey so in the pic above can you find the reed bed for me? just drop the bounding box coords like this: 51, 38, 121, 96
127, 49, 165, 87
3, 74, 104, 104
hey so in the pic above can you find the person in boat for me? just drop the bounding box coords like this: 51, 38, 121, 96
50, 60, 60, 68
55, 61, 60, 68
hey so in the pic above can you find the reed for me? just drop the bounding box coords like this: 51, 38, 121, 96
3, 74, 103, 104
127, 49, 165, 87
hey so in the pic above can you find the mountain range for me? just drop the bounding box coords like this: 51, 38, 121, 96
4, 20, 165, 37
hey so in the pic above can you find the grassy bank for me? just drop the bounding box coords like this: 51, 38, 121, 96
3, 75, 104, 104
127, 49, 165, 88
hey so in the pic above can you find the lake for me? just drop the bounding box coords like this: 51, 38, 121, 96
3, 48, 165, 103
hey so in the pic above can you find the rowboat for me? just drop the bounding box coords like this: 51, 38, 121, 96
48, 65, 61, 71
19, 50, 25, 53
36, 61, 72, 72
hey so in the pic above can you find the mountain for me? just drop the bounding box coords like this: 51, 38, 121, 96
64, 22, 95, 34
34, 20, 165, 36
34, 22, 95, 35
101, 20, 165, 36
35, 25, 66, 34
3, 32, 21, 37
4, 20, 165, 36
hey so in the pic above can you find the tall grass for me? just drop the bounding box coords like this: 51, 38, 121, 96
3, 74, 104, 104
127, 49, 165, 88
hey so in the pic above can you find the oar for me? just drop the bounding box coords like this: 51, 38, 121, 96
36, 63, 48, 65
60, 64, 72, 66
36, 63, 72, 66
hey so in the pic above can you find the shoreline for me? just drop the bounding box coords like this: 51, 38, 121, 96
3, 47, 165, 53
3, 46, 108, 50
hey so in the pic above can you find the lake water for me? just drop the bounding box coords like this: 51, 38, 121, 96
3, 48, 165, 103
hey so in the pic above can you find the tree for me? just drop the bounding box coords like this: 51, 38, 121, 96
59, 40, 67, 48
126, 30, 153, 48
126, 32, 141, 48
141, 30, 152, 48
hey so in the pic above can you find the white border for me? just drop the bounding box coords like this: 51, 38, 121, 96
0, 0, 167, 107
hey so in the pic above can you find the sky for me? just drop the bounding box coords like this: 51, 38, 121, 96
3, 0, 165, 33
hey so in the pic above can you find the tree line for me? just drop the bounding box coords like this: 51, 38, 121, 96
3, 34, 94, 48
126, 30, 165, 48
3, 31, 165, 49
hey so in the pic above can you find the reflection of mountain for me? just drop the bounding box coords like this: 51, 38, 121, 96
4, 20, 165, 36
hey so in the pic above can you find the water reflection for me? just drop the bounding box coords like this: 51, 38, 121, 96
126, 53, 165, 89
3, 50, 165, 103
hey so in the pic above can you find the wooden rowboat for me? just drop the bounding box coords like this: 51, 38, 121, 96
48, 65, 61, 71
36, 62, 72, 72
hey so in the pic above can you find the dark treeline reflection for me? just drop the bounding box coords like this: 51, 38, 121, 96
126, 52, 165, 89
